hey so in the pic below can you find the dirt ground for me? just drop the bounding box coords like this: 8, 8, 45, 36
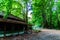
0, 29, 60, 40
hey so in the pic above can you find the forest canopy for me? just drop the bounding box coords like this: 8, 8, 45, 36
0, 0, 23, 19
32, 0, 60, 29
0, 0, 60, 29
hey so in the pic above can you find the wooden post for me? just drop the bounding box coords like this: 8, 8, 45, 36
18, 25, 19, 35
4, 25, 6, 39
12, 25, 14, 36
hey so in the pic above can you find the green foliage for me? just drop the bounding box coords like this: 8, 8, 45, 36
0, 0, 60, 29
32, 0, 42, 26
32, 0, 60, 29
11, 1, 23, 19
0, 0, 24, 19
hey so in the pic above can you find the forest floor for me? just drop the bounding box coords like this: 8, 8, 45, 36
0, 29, 60, 40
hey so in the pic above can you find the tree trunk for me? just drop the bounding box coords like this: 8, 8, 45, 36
24, 2, 28, 33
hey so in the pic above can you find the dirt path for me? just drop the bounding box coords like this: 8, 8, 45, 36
0, 29, 60, 40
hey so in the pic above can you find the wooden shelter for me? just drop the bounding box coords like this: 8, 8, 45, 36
0, 12, 28, 37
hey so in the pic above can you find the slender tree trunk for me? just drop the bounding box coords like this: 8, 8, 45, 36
56, 10, 59, 29
41, 6, 47, 28
49, 0, 54, 29
24, 1, 28, 33
50, 9, 53, 29
41, 0, 47, 28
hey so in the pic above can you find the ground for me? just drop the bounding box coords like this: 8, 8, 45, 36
0, 29, 60, 40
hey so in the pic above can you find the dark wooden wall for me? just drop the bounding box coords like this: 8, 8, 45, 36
0, 22, 27, 33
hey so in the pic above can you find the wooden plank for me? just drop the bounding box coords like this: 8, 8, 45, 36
0, 14, 25, 22
0, 18, 27, 25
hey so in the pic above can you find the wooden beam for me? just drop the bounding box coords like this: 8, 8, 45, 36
0, 18, 27, 25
